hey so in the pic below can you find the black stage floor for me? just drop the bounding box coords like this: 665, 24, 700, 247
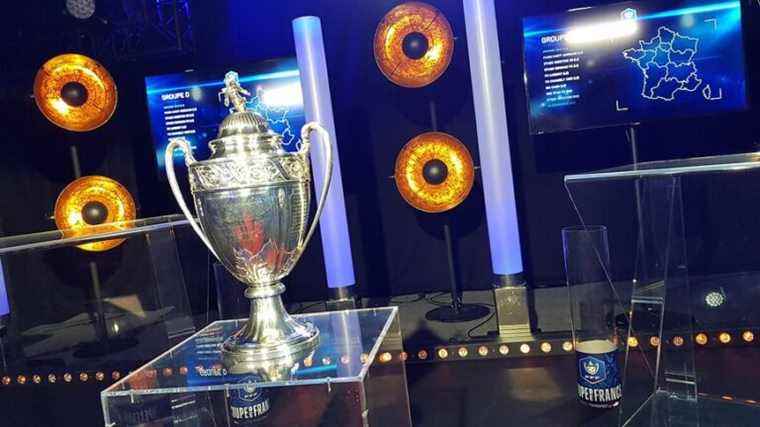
302, 288, 574, 344
2, 348, 760, 426
408, 356, 615, 427
407, 348, 760, 427
5, 359, 604, 426
3, 283, 760, 425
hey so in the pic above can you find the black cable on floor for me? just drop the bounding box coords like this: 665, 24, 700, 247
426, 292, 451, 306
466, 310, 496, 339
389, 293, 426, 304
427, 292, 496, 308
293, 301, 324, 314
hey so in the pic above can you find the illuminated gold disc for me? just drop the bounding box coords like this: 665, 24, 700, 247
394, 132, 474, 213
33, 53, 117, 132
54, 176, 136, 252
374, 2, 454, 88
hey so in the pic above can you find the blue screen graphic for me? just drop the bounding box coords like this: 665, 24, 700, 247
145, 58, 306, 175
523, 1, 748, 134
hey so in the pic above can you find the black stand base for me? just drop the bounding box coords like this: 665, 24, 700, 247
425, 303, 490, 323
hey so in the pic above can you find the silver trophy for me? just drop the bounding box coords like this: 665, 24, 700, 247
165, 71, 332, 372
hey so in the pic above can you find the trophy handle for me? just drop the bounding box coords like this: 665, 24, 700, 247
297, 122, 334, 255
165, 138, 220, 260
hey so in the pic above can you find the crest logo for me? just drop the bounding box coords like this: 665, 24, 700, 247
237, 382, 264, 402
579, 356, 607, 385
621, 8, 637, 20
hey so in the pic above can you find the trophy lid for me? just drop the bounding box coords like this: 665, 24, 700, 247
217, 110, 269, 138
208, 71, 283, 158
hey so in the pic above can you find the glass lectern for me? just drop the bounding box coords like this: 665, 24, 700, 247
565, 153, 760, 426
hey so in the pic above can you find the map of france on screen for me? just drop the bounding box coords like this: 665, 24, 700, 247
523, 0, 748, 134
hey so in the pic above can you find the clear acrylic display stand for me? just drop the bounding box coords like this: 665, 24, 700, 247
0, 215, 197, 371
101, 307, 411, 427
213, 262, 249, 320
565, 153, 760, 426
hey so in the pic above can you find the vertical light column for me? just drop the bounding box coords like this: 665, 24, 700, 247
463, 0, 523, 279
463, 0, 531, 340
0, 259, 9, 322
292, 17, 356, 298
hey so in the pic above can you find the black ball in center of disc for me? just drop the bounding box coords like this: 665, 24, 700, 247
422, 159, 448, 185
402, 32, 429, 60
82, 201, 109, 225
60, 81, 89, 107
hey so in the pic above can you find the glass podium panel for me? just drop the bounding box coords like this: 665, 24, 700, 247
101, 307, 411, 427
565, 153, 760, 426
0, 214, 200, 388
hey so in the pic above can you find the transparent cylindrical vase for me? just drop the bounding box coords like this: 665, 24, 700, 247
562, 225, 621, 409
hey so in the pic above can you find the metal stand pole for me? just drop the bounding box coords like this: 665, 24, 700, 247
626, 125, 639, 167
70, 145, 82, 179
89, 261, 111, 353
71, 145, 109, 347
443, 221, 462, 313
425, 218, 489, 323
71, 144, 110, 346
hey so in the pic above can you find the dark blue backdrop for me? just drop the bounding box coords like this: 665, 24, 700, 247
0, 0, 758, 311
186, 0, 759, 296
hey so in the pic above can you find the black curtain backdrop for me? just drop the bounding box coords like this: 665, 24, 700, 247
0, 0, 758, 324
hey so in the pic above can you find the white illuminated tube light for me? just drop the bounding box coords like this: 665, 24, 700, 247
565, 20, 638, 45
0, 259, 9, 318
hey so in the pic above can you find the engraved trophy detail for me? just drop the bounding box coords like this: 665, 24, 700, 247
165, 71, 332, 372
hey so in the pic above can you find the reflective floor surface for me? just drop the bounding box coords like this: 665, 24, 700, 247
2, 343, 760, 426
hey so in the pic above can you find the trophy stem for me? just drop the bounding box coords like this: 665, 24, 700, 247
221, 282, 319, 374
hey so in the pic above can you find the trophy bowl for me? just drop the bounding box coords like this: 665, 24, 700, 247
165, 72, 332, 372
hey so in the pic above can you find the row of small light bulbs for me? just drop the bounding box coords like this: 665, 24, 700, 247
626, 330, 754, 348
414, 330, 756, 362
1, 332, 752, 385
0, 344, 570, 386
303, 343, 574, 365
416, 341, 576, 361
2, 371, 124, 386
0, 366, 196, 387
0, 354, 397, 386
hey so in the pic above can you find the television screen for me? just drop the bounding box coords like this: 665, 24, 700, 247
145, 58, 305, 175
523, 0, 748, 135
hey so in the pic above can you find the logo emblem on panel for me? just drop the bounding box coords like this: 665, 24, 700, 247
579, 356, 607, 384
621, 8, 637, 20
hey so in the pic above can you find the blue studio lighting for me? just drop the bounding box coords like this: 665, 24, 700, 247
463, 0, 525, 277
293, 16, 356, 290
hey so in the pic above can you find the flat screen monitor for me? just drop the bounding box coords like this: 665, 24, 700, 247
145, 58, 305, 175
523, 0, 749, 135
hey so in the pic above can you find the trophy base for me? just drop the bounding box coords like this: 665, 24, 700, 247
221, 282, 320, 375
